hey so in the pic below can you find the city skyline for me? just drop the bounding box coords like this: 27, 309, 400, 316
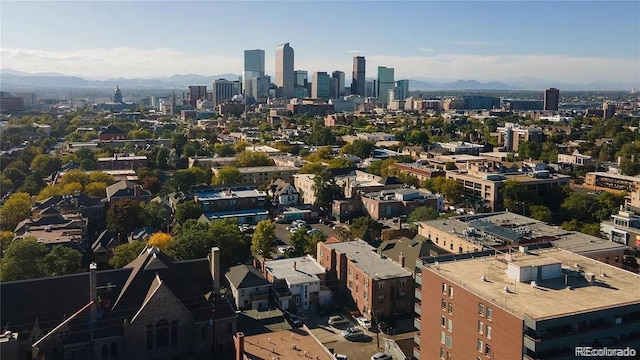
0, 1, 638, 84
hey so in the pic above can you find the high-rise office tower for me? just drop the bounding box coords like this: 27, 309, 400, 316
243, 49, 265, 101
188, 86, 207, 107
395, 80, 409, 100
275, 43, 295, 98
254, 75, 271, 101
211, 79, 240, 107
377, 66, 395, 106
603, 102, 616, 119
312, 72, 331, 100
294, 70, 308, 88
543, 88, 560, 111
351, 56, 366, 96
332, 71, 345, 96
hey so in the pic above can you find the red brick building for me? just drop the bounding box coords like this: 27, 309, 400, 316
98, 124, 126, 141
317, 238, 413, 321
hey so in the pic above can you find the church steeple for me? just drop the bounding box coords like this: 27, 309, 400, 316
113, 86, 123, 103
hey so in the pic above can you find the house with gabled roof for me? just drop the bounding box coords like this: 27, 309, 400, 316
98, 124, 126, 141
105, 180, 152, 203
268, 179, 299, 206
225, 264, 271, 310
0, 247, 237, 360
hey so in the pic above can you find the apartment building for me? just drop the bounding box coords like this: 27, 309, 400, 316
414, 248, 640, 360
497, 123, 544, 152
389, 163, 446, 182
417, 212, 628, 268
360, 188, 443, 220
433, 141, 486, 156
212, 166, 298, 185
97, 154, 147, 171
225, 264, 271, 311
194, 186, 268, 224
317, 238, 414, 320
557, 150, 592, 166
601, 208, 640, 249
446, 163, 570, 211
584, 172, 640, 194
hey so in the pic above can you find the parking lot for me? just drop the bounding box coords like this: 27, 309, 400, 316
300, 312, 417, 360
275, 222, 342, 247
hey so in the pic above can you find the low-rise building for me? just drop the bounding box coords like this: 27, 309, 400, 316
601, 208, 640, 249
557, 150, 592, 165
212, 166, 298, 185
379, 235, 449, 273
234, 329, 334, 360
389, 163, 446, 182
263, 255, 331, 311
105, 180, 153, 203
98, 124, 126, 141
194, 186, 268, 224
97, 154, 147, 171
497, 122, 544, 152
225, 265, 271, 311
356, 132, 396, 142
317, 238, 414, 320
433, 141, 486, 156
584, 172, 640, 194
361, 188, 443, 220
268, 179, 299, 206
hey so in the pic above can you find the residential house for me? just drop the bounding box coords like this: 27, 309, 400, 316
268, 179, 299, 206
105, 180, 153, 203
225, 265, 271, 311
378, 235, 450, 273
317, 238, 414, 320
98, 124, 126, 141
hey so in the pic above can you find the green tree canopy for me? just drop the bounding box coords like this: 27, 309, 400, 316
175, 201, 203, 224
42, 245, 83, 277
167, 220, 211, 260
0, 238, 47, 281
341, 140, 374, 159
349, 216, 383, 245
313, 171, 341, 212
408, 206, 439, 225
141, 201, 170, 230
234, 151, 275, 167
30, 154, 61, 178
173, 167, 208, 191
107, 199, 142, 240
212, 166, 243, 185
251, 220, 277, 257
0, 192, 32, 230
529, 205, 551, 223
109, 240, 147, 268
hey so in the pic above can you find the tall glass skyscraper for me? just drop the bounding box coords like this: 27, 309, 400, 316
243, 49, 265, 101
351, 56, 366, 96
332, 71, 345, 96
395, 79, 409, 100
377, 66, 395, 106
275, 43, 295, 98
312, 72, 331, 100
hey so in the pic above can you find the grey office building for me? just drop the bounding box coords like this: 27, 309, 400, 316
312, 72, 331, 100
332, 71, 346, 96
377, 66, 395, 106
351, 56, 366, 96
243, 49, 265, 101
212, 79, 240, 107
275, 43, 295, 98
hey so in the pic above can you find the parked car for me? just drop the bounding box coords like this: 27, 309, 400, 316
328, 315, 350, 326
287, 314, 303, 328
334, 354, 347, 360
341, 327, 363, 337
371, 353, 392, 360
344, 332, 372, 342
307, 228, 322, 235
356, 316, 372, 330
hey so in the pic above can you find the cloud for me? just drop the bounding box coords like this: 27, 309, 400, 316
417, 48, 434, 52
1, 47, 638, 84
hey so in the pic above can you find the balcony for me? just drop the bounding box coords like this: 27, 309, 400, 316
414, 301, 421, 316
415, 288, 422, 301
413, 347, 420, 360
415, 273, 422, 286
414, 333, 420, 347
414, 317, 421, 331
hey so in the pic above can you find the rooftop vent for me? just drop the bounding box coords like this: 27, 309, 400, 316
530, 281, 538, 288
481, 275, 488, 282
504, 286, 511, 293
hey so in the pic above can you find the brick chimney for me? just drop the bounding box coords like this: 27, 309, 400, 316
293, 261, 297, 271
234, 332, 245, 360
210, 247, 220, 294
398, 252, 405, 268
398, 217, 402, 230
89, 262, 97, 323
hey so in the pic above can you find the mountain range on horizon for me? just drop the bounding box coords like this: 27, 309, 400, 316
1, 69, 637, 92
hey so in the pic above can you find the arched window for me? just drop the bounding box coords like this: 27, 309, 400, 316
101, 344, 108, 359
156, 320, 169, 348
171, 321, 178, 346
146, 324, 154, 350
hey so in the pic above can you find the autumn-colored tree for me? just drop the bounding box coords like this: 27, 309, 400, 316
0, 192, 32, 230
148, 232, 172, 250
84, 182, 107, 197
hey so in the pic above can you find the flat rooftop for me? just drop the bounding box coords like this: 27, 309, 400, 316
425, 248, 640, 321
194, 188, 266, 201
265, 255, 325, 286
325, 239, 412, 279
235, 166, 298, 173
241, 329, 334, 360
587, 172, 640, 182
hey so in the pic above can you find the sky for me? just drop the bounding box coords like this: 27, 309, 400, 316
1, 0, 639, 84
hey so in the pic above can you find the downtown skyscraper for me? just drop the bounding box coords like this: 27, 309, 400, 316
351, 56, 366, 96
377, 66, 395, 106
275, 43, 295, 98
243, 49, 265, 101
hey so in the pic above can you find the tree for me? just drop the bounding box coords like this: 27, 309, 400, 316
0, 231, 13, 257
107, 199, 142, 241
60, 169, 90, 187
167, 220, 211, 260
502, 180, 528, 214
289, 227, 310, 257
148, 232, 172, 250
155, 147, 171, 170
341, 140, 374, 159
349, 217, 383, 245
212, 166, 242, 185
235, 151, 274, 167
173, 167, 207, 191
30, 154, 61, 178
141, 201, 170, 230
0, 192, 32, 230
42, 245, 83, 277
209, 218, 250, 269
0, 238, 47, 281
529, 205, 551, 223
308, 126, 335, 146
109, 241, 147, 268
298, 162, 325, 175
171, 132, 188, 154
327, 158, 354, 169
89, 171, 115, 185
408, 206, 439, 225
214, 143, 235, 157
84, 182, 107, 197
175, 201, 203, 224
141, 176, 162, 194
313, 171, 341, 213
620, 159, 640, 176
251, 220, 277, 257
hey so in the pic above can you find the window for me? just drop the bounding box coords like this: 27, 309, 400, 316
441, 315, 446, 327
447, 353, 451, 360
448, 302, 453, 314
377, 294, 384, 303
378, 283, 384, 290
442, 283, 447, 294
448, 286, 453, 298
486, 308, 492, 321
477, 339, 483, 352
400, 279, 406, 287
478, 320, 484, 334
445, 335, 452, 348
447, 319, 453, 332
171, 321, 178, 346
440, 348, 445, 359
156, 320, 169, 348
450, 243, 454, 250
356, 273, 359, 280
441, 299, 447, 310
486, 325, 492, 339
440, 331, 446, 344
349, 268, 353, 276
348, 281, 353, 289
146, 324, 153, 350
485, 344, 491, 357
478, 303, 484, 316
364, 278, 368, 287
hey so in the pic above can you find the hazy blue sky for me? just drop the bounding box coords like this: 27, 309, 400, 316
1, 1, 638, 83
